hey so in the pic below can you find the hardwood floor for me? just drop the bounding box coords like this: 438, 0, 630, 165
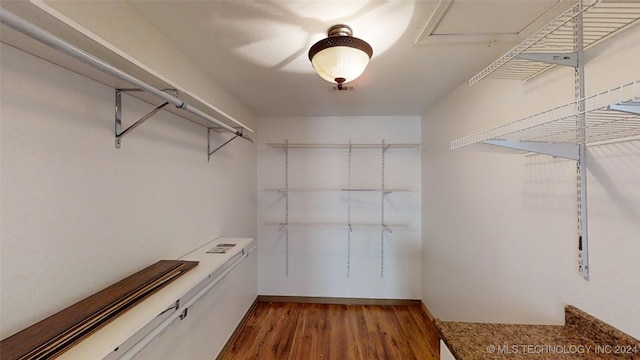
220, 301, 440, 360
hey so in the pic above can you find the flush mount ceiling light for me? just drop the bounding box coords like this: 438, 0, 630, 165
308, 24, 373, 90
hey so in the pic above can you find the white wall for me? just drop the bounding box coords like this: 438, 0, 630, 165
257, 116, 421, 299
422, 24, 640, 338
0, 43, 257, 340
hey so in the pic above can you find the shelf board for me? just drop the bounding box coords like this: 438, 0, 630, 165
469, 0, 640, 85
451, 81, 640, 156
51, 238, 254, 360
261, 188, 415, 193
263, 222, 410, 232
267, 143, 421, 149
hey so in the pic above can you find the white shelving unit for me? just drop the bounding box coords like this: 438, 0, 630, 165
265, 140, 421, 278
451, 0, 640, 280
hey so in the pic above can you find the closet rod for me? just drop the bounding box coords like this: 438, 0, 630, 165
0, 8, 254, 143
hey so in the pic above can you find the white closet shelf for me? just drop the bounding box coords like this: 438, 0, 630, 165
263, 222, 409, 232
451, 81, 640, 158
55, 237, 254, 360
267, 143, 421, 149
469, 0, 640, 85
262, 188, 416, 193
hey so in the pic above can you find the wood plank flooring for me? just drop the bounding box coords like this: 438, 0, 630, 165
220, 302, 440, 360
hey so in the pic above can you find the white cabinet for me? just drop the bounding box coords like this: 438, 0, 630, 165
440, 340, 457, 360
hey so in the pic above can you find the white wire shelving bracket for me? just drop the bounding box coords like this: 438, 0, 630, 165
456, 0, 640, 281
469, 0, 640, 85
0, 8, 254, 159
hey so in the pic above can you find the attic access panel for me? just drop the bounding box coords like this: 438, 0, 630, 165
416, 0, 564, 44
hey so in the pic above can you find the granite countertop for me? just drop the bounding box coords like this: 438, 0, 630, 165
436, 306, 640, 360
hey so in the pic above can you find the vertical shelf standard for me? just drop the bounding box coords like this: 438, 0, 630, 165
380, 140, 387, 278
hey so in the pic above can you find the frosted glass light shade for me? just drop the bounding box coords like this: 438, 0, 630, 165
311, 46, 371, 84
308, 25, 373, 87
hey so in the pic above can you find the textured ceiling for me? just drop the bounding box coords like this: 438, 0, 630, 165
126, 0, 570, 118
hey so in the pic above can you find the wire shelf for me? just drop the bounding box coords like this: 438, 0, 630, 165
267, 143, 421, 149
263, 222, 409, 232
469, 0, 640, 85
451, 81, 640, 153
262, 188, 415, 193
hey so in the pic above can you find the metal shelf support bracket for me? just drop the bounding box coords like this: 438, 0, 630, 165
115, 89, 176, 148
609, 102, 640, 115
207, 128, 240, 161
483, 139, 579, 160
515, 52, 578, 67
